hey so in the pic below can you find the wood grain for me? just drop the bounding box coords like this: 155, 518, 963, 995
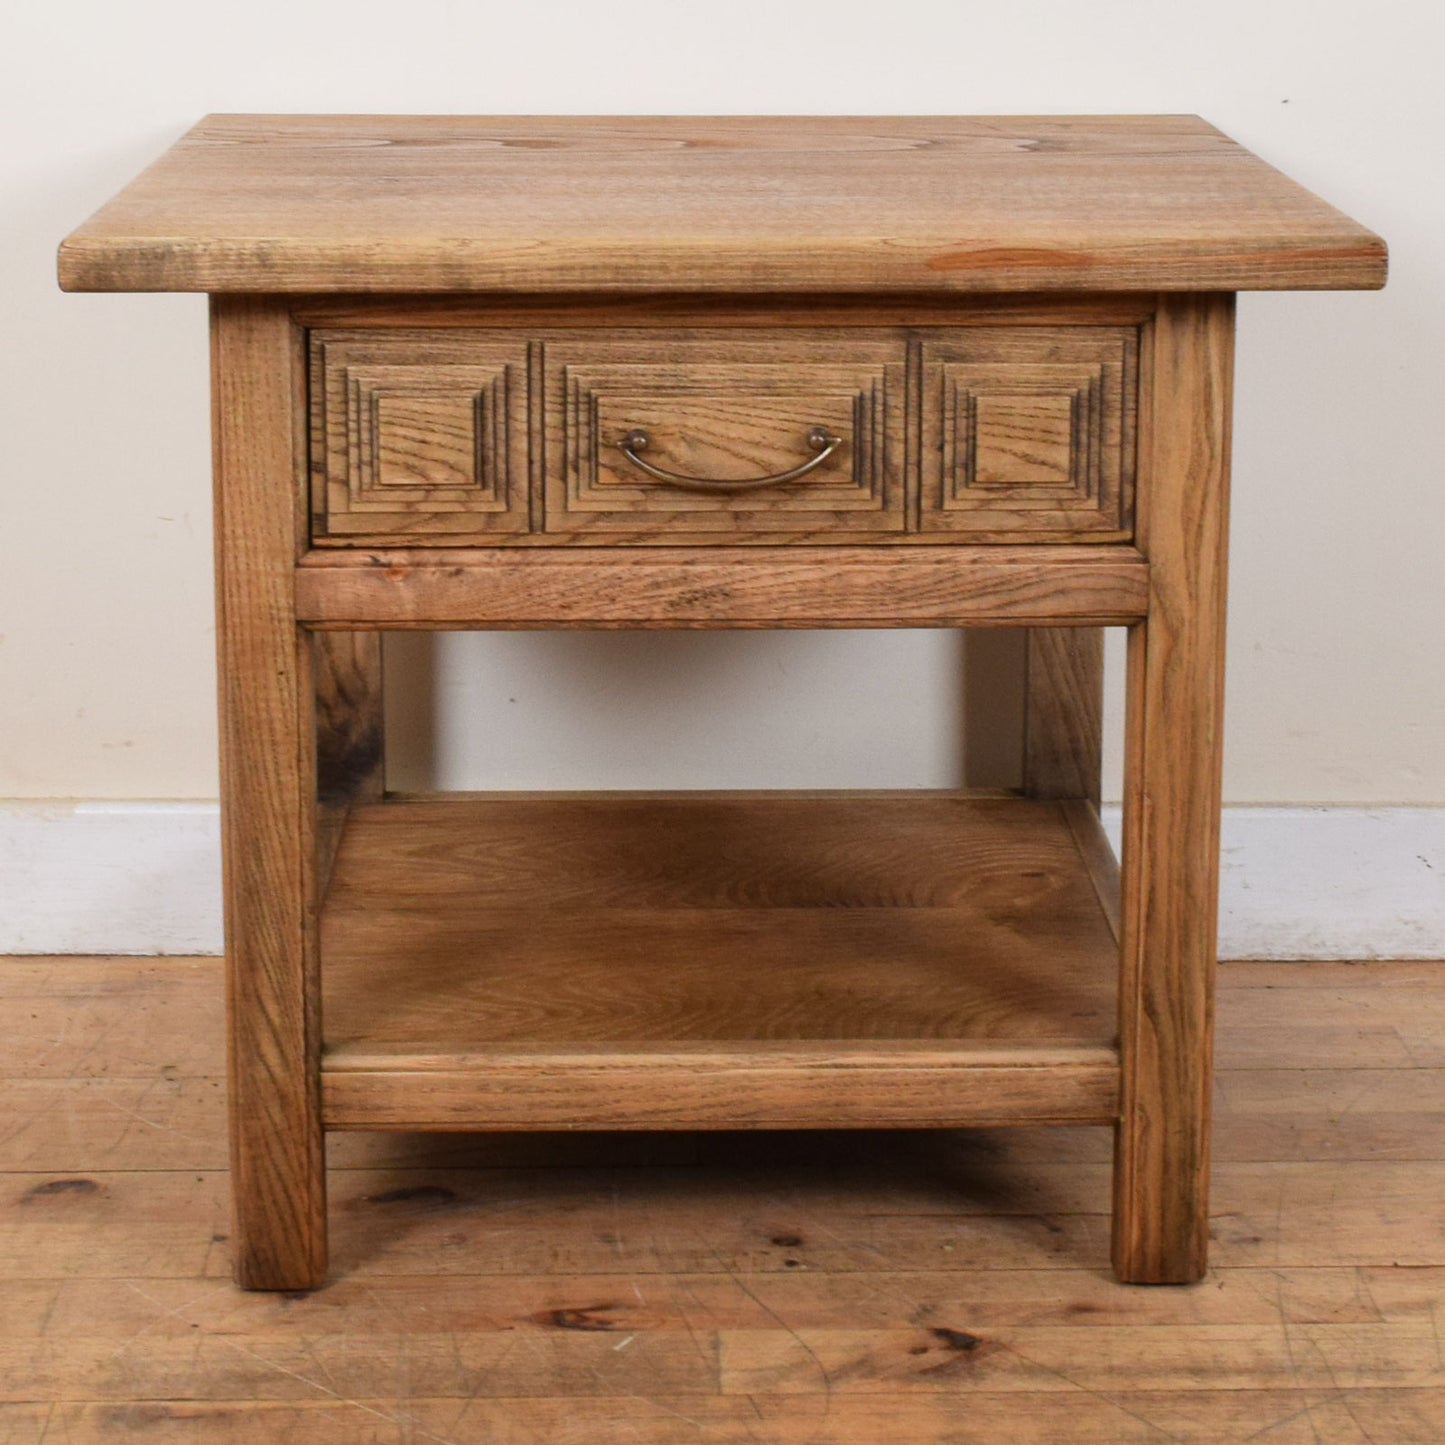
1113, 294, 1236, 1283
11, 1394, 1445, 1445
58, 115, 1387, 294
312, 631, 383, 898
319, 793, 1110, 915
919, 325, 1137, 538
309, 329, 531, 541
210, 297, 326, 1290
307, 317, 1146, 548
316, 911, 1118, 1047
6, 1320, 1445, 1403
12, 1157, 1445, 1281
8, 1259, 1437, 1338
294, 545, 1149, 627
315, 792, 1122, 1143
0, 957, 222, 1079
315, 793, 1121, 1133
542, 329, 907, 541
12, 954, 1441, 1070
1022, 628, 1106, 803
1064, 799, 1122, 944
292, 292, 1160, 333
318, 797, 1116, 1039
322, 1045, 1121, 1132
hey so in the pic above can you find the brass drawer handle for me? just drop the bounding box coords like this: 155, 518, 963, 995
613, 426, 843, 493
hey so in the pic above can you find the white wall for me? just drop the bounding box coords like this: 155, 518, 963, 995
2, 0, 1440, 806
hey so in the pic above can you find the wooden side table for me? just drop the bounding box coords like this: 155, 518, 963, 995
60, 115, 1385, 1290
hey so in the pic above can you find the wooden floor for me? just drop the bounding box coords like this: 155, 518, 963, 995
2, 957, 1444, 1442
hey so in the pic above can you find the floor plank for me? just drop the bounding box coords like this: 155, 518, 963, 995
7, 1393, 1445, 1445
0, 1267, 1409, 1340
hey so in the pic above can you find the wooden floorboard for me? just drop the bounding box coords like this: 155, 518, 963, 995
2, 956, 1443, 1441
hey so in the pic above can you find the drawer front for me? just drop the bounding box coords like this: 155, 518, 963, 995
919, 327, 1138, 539
310, 330, 531, 541
543, 330, 906, 540
308, 319, 1139, 546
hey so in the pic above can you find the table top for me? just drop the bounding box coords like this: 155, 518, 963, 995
58, 114, 1386, 295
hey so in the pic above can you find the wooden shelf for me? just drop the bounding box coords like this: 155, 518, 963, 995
319, 793, 1121, 1132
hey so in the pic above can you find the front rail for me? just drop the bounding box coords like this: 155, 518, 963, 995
294, 545, 1150, 629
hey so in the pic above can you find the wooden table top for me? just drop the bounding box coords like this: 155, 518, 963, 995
58, 114, 1385, 295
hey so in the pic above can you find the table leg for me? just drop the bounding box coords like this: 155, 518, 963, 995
1113, 294, 1234, 1283
212, 297, 327, 1290
1023, 628, 1105, 806
315, 630, 385, 893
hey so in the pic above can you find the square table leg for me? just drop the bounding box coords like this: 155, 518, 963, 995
1113, 294, 1235, 1283
1023, 627, 1105, 806
212, 297, 328, 1290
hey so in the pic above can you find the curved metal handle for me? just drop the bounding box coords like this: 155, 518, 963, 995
613, 426, 843, 493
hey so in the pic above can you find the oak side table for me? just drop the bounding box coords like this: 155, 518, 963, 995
60, 116, 1385, 1290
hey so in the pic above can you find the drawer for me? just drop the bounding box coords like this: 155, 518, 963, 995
309, 330, 531, 541
308, 320, 1138, 546
919, 326, 1138, 538
541, 330, 906, 540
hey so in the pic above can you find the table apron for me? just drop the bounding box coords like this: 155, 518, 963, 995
293, 547, 1150, 628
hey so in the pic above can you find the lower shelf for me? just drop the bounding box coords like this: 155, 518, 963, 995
319, 792, 1121, 1131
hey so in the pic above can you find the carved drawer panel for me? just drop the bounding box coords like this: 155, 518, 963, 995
310, 330, 530, 542
919, 327, 1139, 539
541, 330, 907, 540
308, 320, 1139, 546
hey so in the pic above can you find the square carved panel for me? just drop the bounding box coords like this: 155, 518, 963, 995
971, 391, 1077, 486
310, 331, 529, 542
369, 390, 484, 490
920, 327, 1139, 538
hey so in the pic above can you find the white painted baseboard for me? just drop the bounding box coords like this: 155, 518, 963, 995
1, 801, 1441, 959
1099, 806, 1444, 962
0, 802, 224, 955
